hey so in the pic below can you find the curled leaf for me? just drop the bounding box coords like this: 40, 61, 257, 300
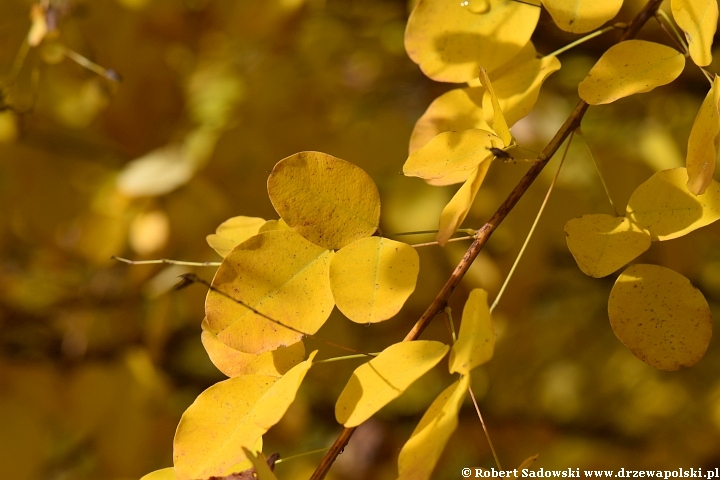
608, 265, 712, 370
335, 341, 449, 427
578, 40, 685, 105
267, 151, 381, 250
405, 0, 540, 83
330, 237, 419, 323
449, 288, 495, 375
565, 214, 652, 278
686, 76, 720, 195
478, 67, 511, 146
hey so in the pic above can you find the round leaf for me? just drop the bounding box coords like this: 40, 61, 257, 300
205, 230, 334, 354
206, 216, 266, 258
541, 0, 623, 33
626, 168, 720, 240
672, 0, 718, 67
565, 214, 652, 278
578, 40, 685, 105
608, 264, 712, 371
267, 151, 380, 250
405, 0, 540, 83
335, 341, 449, 427
330, 237, 419, 323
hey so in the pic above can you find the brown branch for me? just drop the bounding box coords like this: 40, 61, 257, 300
310, 1, 664, 478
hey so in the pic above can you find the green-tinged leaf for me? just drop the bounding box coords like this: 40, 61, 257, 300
686, 76, 720, 195
436, 159, 493, 246
608, 265, 712, 370
626, 168, 720, 240
207, 216, 266, 258
140, 468, 177, 480
205, 230, 334, 354
565, 214, 652, 278
541, 0, 623, 33
672, 0, 718, 66
578, 41, 685, 105
405, 0, 540, 83
335, 341, 449, 427
267, 151, 380, 249
478, 67, 512, 146
243, 449, 279, 480
173, 353, 316, 479
409, 43, 560, 153
330, 237, 419, 323
201, 318, 305, 377
404, 129, 498, 185
449, 288, 494, 375
397, 375, 469, 480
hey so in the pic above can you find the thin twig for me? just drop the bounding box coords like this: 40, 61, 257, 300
443, 306, 457, 343
274, 447, 330, 465
490, 129, 575, 313
111, 255, 222, 267
468, 385, 502, 470
309, 2, 664, 478
575, 130, 619, 216
547, 25, 618, 58
411, 235, 474, 248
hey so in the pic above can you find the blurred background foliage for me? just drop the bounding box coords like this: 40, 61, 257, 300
1, 0, 720, 479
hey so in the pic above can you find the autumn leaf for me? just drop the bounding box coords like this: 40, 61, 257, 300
449, 288, 495, 375
686, 76, 720, 195
578, 40, 685, 105
478, 67, 511, 146
405, 0, 540, 83
267, 151, 381, 250
671, 0, 718, 67
205, 230, 334, 354
140, 468, 177, 480
397, 375, 469, 480
206, 216, 267, 258
608, 265, 712, 371
335, 341, 449, 427
565, 214, 652, 278
541, 0, 623, 33
330, 237, 419, 323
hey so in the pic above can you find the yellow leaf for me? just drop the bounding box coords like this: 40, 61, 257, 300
397, 375, 469, 480
541, 0, 623, 33
449, 289, 494, 375
330, 237, 419, 323
409, 44, 560, 153
116, 145, 196, 197
206, 216, 267, 258
686, 76, 720, 195
258, 218, 290, 233
672, 0, 718, 66
173, 353, 316, 479
28, 5, 48, 46
565, 214, 652, 278
405, 0, 540, 83
335, 341, 449, 427
267, 151, 381, 250
200, 318, 305, 377
608, 265, 712, 371
140, 468, 177, 480
518, 454, 540, 469
404, 129, 498, 184
436, 159, 493, 246
478, 67, 512, 146
626, 168, 720, 240
243, 449, 279, 480
205, 230, 334, 354
578, 40, 685, 105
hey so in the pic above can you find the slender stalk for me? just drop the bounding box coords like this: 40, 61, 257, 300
63, 47, 121, 81
310, 2, 664, 478
576, 130, 619, 216
411, 235, 474, 248
443, 306, 457, 342
313, 353, 379, 364
547, 25, 617, 58
490, 130, 574, 313
655, 9, 689, 53
385, 228, 476, 237
274, 447, 330, 465
111, 256, 222, 267
468, 385, 502, 470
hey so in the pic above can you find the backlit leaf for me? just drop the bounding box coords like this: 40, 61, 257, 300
436, 159, 493, 246
626, 168, 720, 240
541, 0, 623, 33
140, 468, 177, 480
404, 129, 498, 184
335, 341, 449, 427
205, 230, 334, 354
330, 237, 419, 323
200, 318, 305, 377
608, 264, 712, 371
672, 0, 718, 66
173, 353, 315, 479
207, 216, 267, 258
397, 375, 469, 480
116, 145, 196, 197
478, 67, 512, 146
578, 41, 685, 105
449, 288, 494, 375
565, 214, 652, 278
267, 151, 381, 250
405, 0, 540, 83
686, 76, 720, 195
